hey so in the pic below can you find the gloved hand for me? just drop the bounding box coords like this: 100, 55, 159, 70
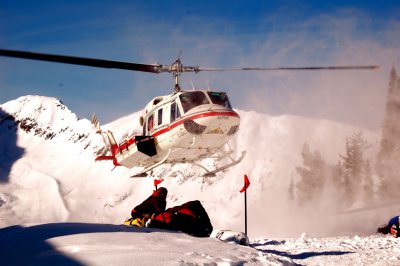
145, 218, 152, 228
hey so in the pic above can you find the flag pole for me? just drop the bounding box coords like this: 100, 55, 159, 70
244, 182, 247, 235
240, 175, 250, 236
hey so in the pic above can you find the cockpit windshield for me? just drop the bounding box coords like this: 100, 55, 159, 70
179, 91, 210, 113
207, 92, 232, 109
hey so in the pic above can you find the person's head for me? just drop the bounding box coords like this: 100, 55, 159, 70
156, 187, 168, 198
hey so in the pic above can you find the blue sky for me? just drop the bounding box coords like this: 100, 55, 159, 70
1, 0, 399, 129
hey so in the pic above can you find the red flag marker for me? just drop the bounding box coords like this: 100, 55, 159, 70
154, 178, 164, 190
154, 178, 164, 187
240, 175, 250, 193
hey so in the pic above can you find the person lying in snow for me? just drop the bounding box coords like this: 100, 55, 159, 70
124, 192, 213, 237
377, 215, 400, 237
147, 200, 213, 237
125, 187, 168, 227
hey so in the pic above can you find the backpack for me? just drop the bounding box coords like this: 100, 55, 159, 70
150, 200, 213, 237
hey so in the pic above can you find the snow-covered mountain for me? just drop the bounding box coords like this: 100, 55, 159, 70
2, 95, 400, 265
0, 94, 384, 234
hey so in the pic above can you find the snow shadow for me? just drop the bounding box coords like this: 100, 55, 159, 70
259, 249, 354, 261
0, 222, 174, 265
0, 108, 24, 183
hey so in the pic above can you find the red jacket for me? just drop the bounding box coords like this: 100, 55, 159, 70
131, 188, 167, 218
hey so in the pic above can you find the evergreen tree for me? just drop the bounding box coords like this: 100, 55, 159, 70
330, 160, 346, 209
376, 64, 400, 201
363, 160, 374, 205
295, 143, 326, 206
337, 132, 369, 206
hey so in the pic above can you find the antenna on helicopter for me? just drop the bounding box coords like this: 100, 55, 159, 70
205, 80, 211, 91
190, 81, 196, 90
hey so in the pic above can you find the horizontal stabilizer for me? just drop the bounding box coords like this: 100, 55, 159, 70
95, 155, 114, 161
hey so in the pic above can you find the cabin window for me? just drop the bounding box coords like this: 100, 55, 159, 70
179, 91, 210, 113
157, 108, 163, 126
147, 114, 154, 133
207, 92, 232, 109
170, 101, 181, 123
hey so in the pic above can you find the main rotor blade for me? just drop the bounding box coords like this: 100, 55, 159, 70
0, 48, 379, 74
193, 65, 379, 72
0, 49, 162, 73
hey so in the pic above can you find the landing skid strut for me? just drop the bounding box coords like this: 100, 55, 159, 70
131, 149, 172, 178
195, 151, 246, 177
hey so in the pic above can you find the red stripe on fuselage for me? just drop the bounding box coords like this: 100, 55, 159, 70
153, 110, 239, 138
113, 110, 239, 162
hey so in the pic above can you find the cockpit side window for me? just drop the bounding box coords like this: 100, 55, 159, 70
179, 91, 210, 113
170, 101, 181, 123
207, 92, 232, 109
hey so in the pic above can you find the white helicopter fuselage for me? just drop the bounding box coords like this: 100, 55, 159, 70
101, 90, 241, 174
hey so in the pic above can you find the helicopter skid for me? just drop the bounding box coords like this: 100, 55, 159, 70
131, 149, 172, 178
198, 151, 246, 177
130, 148, 245, 178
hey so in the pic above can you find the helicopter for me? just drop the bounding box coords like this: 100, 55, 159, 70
0, 49, 379, 177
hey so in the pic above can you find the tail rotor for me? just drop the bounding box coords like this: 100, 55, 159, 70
91, 114, 101, 133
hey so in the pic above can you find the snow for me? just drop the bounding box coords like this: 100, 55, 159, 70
254, 235, 400, 265
1, 224, 268, 265
1, 95, 399, 265
2, 224, 400, 265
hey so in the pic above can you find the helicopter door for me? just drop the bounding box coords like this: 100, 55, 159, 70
135, 113, 157, 157
147, 114, 154, 135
